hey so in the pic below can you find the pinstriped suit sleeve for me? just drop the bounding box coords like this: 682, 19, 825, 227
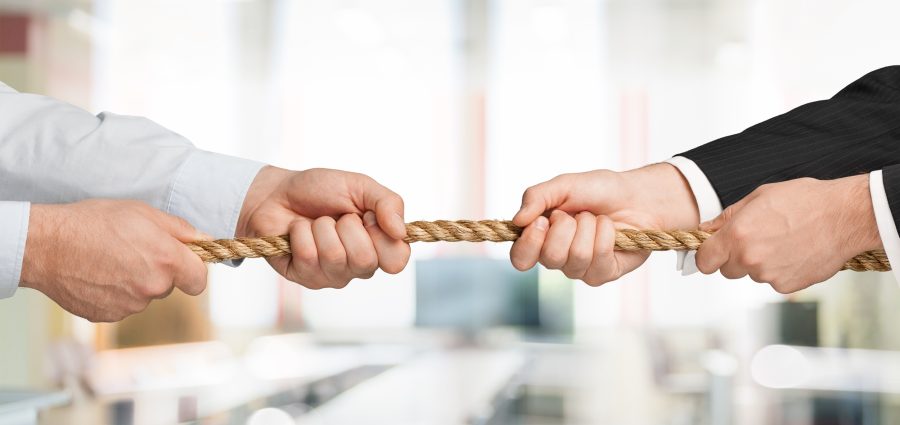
680, 65, 900, 208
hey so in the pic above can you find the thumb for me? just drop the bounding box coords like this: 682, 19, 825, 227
699, 195, 750, 232
357, 176, 407, 241
694, 228, 730, 275
152, 212, 209, 295
156, 213, 214, 243
699, 211, 727, 232
171, 242, 209, 296
513, 177, 570, 227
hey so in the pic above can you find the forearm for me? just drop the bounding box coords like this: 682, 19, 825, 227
0, 83, 264, 238
829, 174, 882, 256
680, 66, 900, 208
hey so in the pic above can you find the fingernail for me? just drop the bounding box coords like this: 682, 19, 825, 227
363, 211, 377, 227
535, 216, 549, 231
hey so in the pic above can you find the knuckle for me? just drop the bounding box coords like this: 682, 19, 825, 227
562, 268, 584, 280
315, 216, 337, 227
575, 211, 594, 221
296, 249, 318, 267
739, 250, 763, 268
772, 283, 793, 294
730, 224, 751, 242
301, 278, 327, 290
320, 248, 346, 265
522, 186, 537, 201
154, 250, 178, 274
722, 206, 736, 220
338, 213, 363, 227
757, 273, 776, 284
350, 253, 378, 275
541, 252, 567, 269
568, 246, 591, 265
138, 279, 168, 298
582, 276, 609, 287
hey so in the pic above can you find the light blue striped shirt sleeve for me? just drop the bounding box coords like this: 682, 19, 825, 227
0, 201, 29, 298
0, 81, 264, 298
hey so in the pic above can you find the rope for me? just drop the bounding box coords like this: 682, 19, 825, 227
186, 219, 891, 272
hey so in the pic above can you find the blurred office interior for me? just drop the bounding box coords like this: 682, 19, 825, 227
2, 0, 900, 423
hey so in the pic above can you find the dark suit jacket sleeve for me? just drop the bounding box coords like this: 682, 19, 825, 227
679, 66, 900, 218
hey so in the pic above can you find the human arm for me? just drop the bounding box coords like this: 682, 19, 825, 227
674, 66, 900, 281
0, 82, 409, 294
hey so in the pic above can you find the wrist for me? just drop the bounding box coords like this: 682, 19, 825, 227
834, 174, 882, 255
20, 204, 60, 290
625, 163, 701, 229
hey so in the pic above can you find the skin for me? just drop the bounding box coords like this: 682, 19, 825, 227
20, 200, 210, 322
235, 166, 410, 289
694, 175, 883, 294
509, 163, 700, 285
21, 167, 411, 322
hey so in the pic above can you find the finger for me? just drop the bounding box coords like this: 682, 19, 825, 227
363, 211, 410, 274
699, 196, 751, 231
509, 216, 549, 271
356, 176, 407, 241
155, 213, 213, 243
719, 260, 748, 280
171, 241, 209, 296
561, 212, 597, 279
582, 215, 619, 285
336, 214, 379, 278
695, 228, 731, 275
699, 212, 727, 233
513, 177, 570, 227
280, 218, 321, 283
539, 210, 577, 269
312, 216, 350, 286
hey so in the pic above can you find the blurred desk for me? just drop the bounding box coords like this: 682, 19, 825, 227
39, 339, 415, 425
297, 348, 526, 425
0, 390, 70, 425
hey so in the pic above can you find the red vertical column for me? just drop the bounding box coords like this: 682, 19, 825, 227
0, 14, 29, 54
619, 88, 650, 326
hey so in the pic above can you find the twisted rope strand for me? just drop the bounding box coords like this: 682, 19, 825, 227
186, 220, 890, 272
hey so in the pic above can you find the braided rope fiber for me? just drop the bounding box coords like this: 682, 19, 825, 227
186, 220, 890, 272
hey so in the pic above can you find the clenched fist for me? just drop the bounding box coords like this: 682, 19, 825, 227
237, 167, 411, 289
20, 200, 209, 322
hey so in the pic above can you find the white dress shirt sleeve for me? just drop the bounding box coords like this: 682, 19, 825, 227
665, 156, 723, 275
0, 82, 264, 298
0, 202, 30, 298
867, 170, 900, 282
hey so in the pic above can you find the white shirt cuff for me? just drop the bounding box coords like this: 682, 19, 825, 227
868, 170, 900, 282
0, 201, 30, 299
665, 156, 723, 275
166, 150, 265, 239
